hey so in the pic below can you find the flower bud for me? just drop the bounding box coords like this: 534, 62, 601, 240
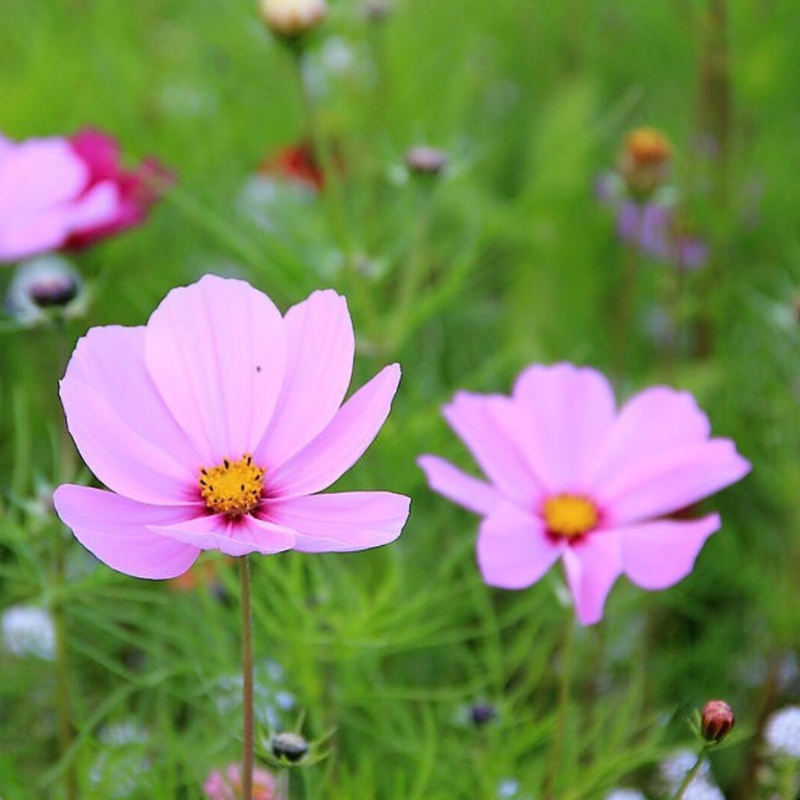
404, 145, 448, 177
618, 127, 672, 198
701, 699, 735, 743
259, 0, 327, 39
364, 0, 392, 21
270, 731, 309, 762
5, 256, 85, 326
470, 702, 497, 727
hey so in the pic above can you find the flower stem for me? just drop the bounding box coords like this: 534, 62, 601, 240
241, 556, 254, 800
613, 210, 644, 385
671, 745, 712, 800
544, 614, 576, 799
52, 532, 77, 800
51, 317, 78, 800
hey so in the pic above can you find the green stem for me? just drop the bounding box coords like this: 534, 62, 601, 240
613, 209, 644, 385
288, 43, 354, 271
671, 745, 712, 800
543, 615, 576, 799
388, 187, 434, 352
51, 317, 78, 800
241, 556, 254, 800
51, 532, 78, 800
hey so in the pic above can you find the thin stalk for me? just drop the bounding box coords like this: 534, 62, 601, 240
241, 556, 254, 800
288, 43, 354, 270
613, 208, 645, 385
671, 745, 712, 800
277, 769, 290, 800
51, 317, 77, 800
387, 187, 434, 352
543, 615, 576, 799
51, 533, 77, 800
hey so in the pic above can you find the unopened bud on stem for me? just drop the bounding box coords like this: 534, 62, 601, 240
701, 700, 735, 743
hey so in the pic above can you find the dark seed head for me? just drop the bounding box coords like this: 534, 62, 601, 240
271, 731, 309, 762
470, 702, 497, 727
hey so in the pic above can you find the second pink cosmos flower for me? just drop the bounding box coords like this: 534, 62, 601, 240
419, 364, 750, 625
54, 275, 410, 578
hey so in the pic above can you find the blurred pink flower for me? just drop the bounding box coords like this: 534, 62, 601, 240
419, 364, 750, 624
54, 275, 409, 578
0, 128, 170, 262
203, 763, 277, 800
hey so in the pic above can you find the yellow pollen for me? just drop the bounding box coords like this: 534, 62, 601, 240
199, 454, 265, 518
542, 494, 598, 539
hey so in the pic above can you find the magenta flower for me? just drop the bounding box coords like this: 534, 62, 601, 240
419, 364, 750, 625
53, 275, 409, 578
203, 763, 277, 800
0, 128, 169, 262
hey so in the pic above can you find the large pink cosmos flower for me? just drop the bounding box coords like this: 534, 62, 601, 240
419, 364, 750, 625
53, 275, 410, 578
0, 128, 169, 262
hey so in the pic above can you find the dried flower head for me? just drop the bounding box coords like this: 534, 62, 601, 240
5, 255, 85, 325
619, 127, 672, 197
270, 731, 309, 762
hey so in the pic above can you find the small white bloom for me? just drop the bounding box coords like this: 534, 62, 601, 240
259, 0, 327, 38
605, 789, 647, 800
1, 605, 55, 660
764, 706, 800, 759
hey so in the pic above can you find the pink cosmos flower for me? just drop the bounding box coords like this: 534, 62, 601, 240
53, 275, 409, 578
203, 763, 277, 800
418, 364, 750, 625
0, 128, 169, 262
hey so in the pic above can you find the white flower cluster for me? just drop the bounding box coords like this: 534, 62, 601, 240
764, 706, 800, 759
1, 605, 55, 660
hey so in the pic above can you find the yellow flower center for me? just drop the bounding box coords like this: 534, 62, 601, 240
542, 494, 598, 539
199, 454, 265, 518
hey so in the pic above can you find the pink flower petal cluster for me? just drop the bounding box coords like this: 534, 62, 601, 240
419, 364, 750, 625
54, 275, 410, 578
0, 128, 170, 262
203, 763, 277, 800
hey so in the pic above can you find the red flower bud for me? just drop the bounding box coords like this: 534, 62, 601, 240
701, 700, 735, 743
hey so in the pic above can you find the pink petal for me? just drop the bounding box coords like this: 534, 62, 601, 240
254, 290, 354, 469
53, 485, 201, 579
597, 439, 750, 525
150, 513, 296, 557
417, 455, 502, 515
144, 275, 287, 464
267, 364, 401, 498
443, 392, 543, 507
587, 387, 711, 485
0, 138, 86, 222
562, 534, 623, 625
619, 514, 720, 589
264, 491, 410, 552
476, 504, 562, 589
511, 364, 617, 490
61, 324, 202, 505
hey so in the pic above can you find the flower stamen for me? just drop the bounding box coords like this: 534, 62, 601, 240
199, 454, 265, 518
542, 494, 598, 539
